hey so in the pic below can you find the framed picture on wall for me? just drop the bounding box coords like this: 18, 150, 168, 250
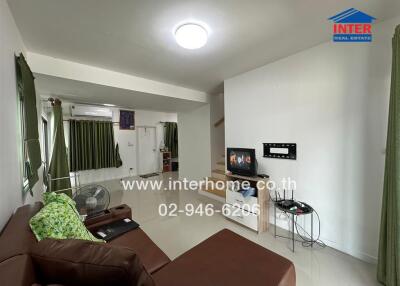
119, 110, 135, 130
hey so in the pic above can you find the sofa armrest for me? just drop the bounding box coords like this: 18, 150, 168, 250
85, 204, 132, 232
30, 239, 154, 286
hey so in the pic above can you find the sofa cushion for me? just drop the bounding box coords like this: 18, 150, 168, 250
31, 239, 155, 286
108, 228, 170, 274
29, 198, 102, 242
0, 202, 43, 262
0, 255, 37, 286
153, 229, 296, 286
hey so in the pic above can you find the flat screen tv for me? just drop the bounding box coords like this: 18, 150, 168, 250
227, 148, 256, 177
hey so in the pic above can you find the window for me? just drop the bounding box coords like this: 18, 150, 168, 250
69, 120, 118, 172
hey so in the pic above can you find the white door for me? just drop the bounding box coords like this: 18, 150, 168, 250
137, 127, 158, 175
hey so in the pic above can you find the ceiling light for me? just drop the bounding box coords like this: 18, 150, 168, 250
103, 103, 116, 107
175, 23, 208, 49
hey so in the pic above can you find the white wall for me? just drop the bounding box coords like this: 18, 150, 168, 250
225, 17, 399, 262
0, 0, 44, 229
178, 104, 211, 180
48, 102, 177, 184
210, 93, 225, 168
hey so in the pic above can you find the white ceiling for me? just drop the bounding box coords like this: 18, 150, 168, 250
35, 74, 206, 112
8, 0, 400, 93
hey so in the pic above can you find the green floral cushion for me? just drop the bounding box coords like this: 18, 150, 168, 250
30, 193, 103, 242
43, 192, 75, 206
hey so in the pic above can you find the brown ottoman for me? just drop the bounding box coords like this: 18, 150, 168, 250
153, 229, 296, 286
108, 228, 171, 274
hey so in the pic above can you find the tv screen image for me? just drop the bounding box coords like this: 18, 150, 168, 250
229, 150, 252, 170
227, 148, 256, 176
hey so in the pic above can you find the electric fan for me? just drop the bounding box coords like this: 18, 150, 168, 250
73, 184, 110, 217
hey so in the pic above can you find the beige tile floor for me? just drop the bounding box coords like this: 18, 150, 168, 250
100, 172, 379, 286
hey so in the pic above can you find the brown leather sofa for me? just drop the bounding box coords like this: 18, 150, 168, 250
0, 203, 296, 286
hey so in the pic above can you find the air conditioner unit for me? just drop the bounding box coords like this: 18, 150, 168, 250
71, 105, 113, 118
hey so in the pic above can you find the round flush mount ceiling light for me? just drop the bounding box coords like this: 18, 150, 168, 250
175, 23, 208, 49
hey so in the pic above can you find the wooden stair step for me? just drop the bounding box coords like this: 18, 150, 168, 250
214, 117, 224, 127
217, 161, 225, 166
212, 169, 225, 175
215, 164, 225, 172
211, 171, 226, 180
203, 188, 226, 198
201, 176, 227, 198
206, 176, 227, 182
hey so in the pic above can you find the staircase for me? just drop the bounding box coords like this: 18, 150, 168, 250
200, 100, 225, 202
201, 154, 226, 200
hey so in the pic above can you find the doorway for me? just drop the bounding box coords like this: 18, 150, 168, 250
137, 126, 158, 175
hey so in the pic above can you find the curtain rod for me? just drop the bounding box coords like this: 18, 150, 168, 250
41, 99, 135, 111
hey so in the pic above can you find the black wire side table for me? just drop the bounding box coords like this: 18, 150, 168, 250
274, 200, 314, 252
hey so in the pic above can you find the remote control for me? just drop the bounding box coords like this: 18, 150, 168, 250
257, 174, 270, 178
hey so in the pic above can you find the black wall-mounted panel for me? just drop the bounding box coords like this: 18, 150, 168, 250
263, 143, 296, 160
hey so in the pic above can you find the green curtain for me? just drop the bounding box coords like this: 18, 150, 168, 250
378, 25, 400, 286
164, 122, 178, 158
69, 120, 117, 172
15, 53, 41, 192
49, 101, 72, 196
